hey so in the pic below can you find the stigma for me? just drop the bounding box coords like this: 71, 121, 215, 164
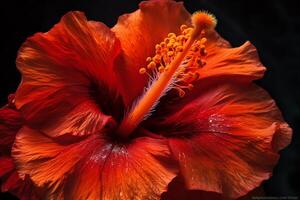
119, 11, 217, 137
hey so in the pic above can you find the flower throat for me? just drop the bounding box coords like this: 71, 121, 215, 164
118, 12, 217, 137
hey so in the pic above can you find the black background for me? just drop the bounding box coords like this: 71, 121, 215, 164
0, 0, 299, 199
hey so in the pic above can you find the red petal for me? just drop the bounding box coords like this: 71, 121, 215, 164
161, 176, 265, 200
0, 157, 14, 177
112, 0, 190, 105
0, 107, 23, 153
1, 171, 20, 192
161, 176, 225, 200
15, 12, 121, 137
12, 127, 178, 199
0, 157, 37, 199
158, 83, 291, 198
2, 172, 39, 200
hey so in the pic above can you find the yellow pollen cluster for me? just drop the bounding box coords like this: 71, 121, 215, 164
139, 24, 209, 97
118, 11, 216, 137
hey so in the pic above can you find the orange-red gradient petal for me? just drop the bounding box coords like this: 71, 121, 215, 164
159, 82, 291, 198
15, 12, 121, 138
198, 41, 266, 82
112, 0, 190, 105
12, 127, 178, 199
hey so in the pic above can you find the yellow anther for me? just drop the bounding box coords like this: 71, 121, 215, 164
200, 37, 207, 44
167, 43, 173, 48
146, 57, 152, 62
155, 44, 161, 50
180, 24, 188, 32
176, 46, 183, 52
147, 61, 156, 69
184, 34, 191, 40
164, 38, 170, 43
167, 51, 174, 57
153, 55, 161, 63
168, 33, 176, 38
176, 35, 184, 42
158, 66, 165, 73
160, 42, 166, 47
139, 68, 147, 74
183, 28, 193, 35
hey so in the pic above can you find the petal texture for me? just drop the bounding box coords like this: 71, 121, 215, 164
0, 107, 23, 153
12, 127, 178, 200
198, 41, 266, 82
112, 0, 190, 105
158, 82, 291, 198
161, 176, 265, 200
0, 106, 38, 199
15, 11, 122, 137
0, 155, 37, 199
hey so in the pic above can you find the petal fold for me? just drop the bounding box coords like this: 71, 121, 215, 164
158, 83, 291, 198
16, 11, 121, 137
0, 107, 23, 153
198, 41, 266, 82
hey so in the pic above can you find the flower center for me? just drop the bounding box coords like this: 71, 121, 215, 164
118, 12, 217, 137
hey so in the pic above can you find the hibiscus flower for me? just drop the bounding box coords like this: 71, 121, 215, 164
0, 0, 292, 199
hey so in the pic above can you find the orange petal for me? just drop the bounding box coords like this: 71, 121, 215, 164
12, 127, 178, 199
198, 40, 266, 82
158, 83, 291, 198
15, 11, 121, 137
112, 0, 190, 105
169, 132, 278, 198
